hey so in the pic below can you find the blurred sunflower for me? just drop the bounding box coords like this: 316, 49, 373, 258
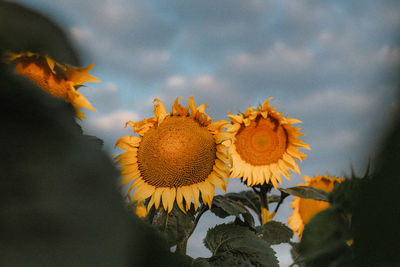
135, 202, 148, 218
228, 98, 310, 188
115, 96, 231, 213
4, 51, 99, 118
288, 174, 344, 238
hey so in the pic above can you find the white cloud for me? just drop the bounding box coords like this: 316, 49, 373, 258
312, 129, 358, 150
89, 110, 139, 131
166, 75, 185, 87
291, 89, 375, 114
69, 26, 89, 43
230, 41, 315, 74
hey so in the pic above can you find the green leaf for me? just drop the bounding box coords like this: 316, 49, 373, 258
225, 190, 261, 214
279, 186, 329, 201
204, 223, 279, 267
193, 257, 212, 267
150, 205, 195, 247
211, 195, 255, 227
299, 208, 352, 266
289, 242, 306, 267
256, 220, 293, 245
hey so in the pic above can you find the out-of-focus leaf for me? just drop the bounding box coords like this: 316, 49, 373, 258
210, 195, 255, 227
279, 186, 329, 201
299, 208, 352, 266
351, 111, 400, 266
329, 178, 363, 214
204, 223, 279, 267
289, 242, 305, 267
256, 220, 293, 245
0, 2, 79, 65
150, 205, 195, 247
193, 257, 212, 267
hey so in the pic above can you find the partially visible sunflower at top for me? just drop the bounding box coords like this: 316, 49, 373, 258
4, 52, 99, 118
228, 98, 310, 189
115, 96, 232, 213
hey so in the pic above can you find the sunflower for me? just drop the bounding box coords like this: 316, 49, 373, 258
228, 98, 310, 188
115, 96, 232, 213
288, 174, 344, 238
4, 51, 99, 118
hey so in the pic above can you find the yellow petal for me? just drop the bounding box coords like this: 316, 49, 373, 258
153, 98, 167, 120
191, 184, 200, 210
167, 188, 176, 213
65, 63, 101, 84
147, 195, 155, 212
228, 111, 244, 124
131, 184, 155, 202
115, 136, 141, 150
115, 151, 138, 165
121, 176, 136, 186
121, 172, 139, 187
126, 177, 143, 197
69, 87, 96, 112
153, 188, 165, 209
176, 188, 186, 213
181, 186, 193, 211
283, 153, 300, 174
120, 163, 139, 176
45, 56, 56, 73
198, 182, 214, 208
208, 120, 230, 132
261, 97, 273, 111
207, 172, 226, 192
215, 159, 229, 173
214, 132, 232, 144
188, 95, 197, 116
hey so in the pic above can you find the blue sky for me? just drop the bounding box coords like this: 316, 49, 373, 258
10, 0, 400, 265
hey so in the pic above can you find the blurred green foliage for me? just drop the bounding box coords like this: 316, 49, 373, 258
0, 2, 185, 266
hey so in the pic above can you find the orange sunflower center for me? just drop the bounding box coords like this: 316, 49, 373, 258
137, 116, 217, 187
235, 116, 288, 165
14, 60, 68, 99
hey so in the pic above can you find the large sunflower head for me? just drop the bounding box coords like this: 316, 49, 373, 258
288, 174, 344, 238
4, 51, 100, 118
228, 98, 310, 188
115, 96, 232, 213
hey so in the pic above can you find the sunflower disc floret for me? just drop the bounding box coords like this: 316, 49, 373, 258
115, 96, 232, 213
288, 174, 344, 238
227, 98, 310, 188
4, 51, 99, 118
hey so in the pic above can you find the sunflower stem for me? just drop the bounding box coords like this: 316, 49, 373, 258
257, 183, 273, 225
175, 204, 208, 255
273, 191, 289, 214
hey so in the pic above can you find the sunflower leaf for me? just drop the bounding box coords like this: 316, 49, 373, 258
150, 205, 195, 247
256, 220, 293, 245
210, 195, 255, 227
289, 242, 306, 267
299, 208, 352, 266
224, 190, 261, 214
203, 223, 279, 267
278, 186, 329, 201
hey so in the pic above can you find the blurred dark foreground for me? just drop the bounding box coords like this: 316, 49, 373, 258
0, 2, 187, 267
1, 2, 400, 267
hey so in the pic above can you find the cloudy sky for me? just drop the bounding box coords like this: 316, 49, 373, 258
10, 0, 400, 265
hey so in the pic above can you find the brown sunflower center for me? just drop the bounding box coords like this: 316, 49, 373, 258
234, 116, 288, 165
137, 116, 217, 187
